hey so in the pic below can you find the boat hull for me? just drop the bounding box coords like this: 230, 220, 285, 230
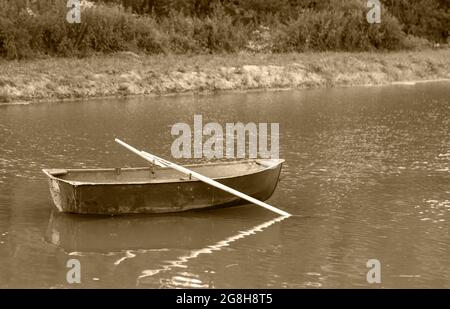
43, 160, 283, 215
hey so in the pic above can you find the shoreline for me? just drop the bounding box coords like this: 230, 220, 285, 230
1, 49, 449, 105
2, 78, 450, 107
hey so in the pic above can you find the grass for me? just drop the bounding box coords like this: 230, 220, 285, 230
0, 86, 11, 102
0, 48, 449, 103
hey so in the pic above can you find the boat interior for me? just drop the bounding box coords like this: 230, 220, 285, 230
43, 159, 283, 184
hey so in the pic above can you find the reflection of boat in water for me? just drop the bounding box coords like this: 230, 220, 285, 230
42, 159, 284, 215
45, 208, 288, 288
45, 208, 280, 253
137, 214, 288, 287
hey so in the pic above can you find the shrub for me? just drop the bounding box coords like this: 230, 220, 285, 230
0, 0, 437, 59
403, 35, 432, 50
271, 0, 406, 52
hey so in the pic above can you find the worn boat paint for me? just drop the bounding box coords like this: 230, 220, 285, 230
42, 159, 284, 215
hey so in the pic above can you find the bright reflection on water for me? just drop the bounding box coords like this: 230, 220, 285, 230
0, 82, 449, 288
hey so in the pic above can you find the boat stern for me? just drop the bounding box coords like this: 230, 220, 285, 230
42, 169, 72, 213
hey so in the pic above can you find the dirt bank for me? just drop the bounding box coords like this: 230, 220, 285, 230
1, 49, 449, 104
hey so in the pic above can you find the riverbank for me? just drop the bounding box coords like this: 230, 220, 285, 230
1, 49, 449, 104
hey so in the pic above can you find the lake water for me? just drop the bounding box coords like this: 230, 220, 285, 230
0, 82, 449, 288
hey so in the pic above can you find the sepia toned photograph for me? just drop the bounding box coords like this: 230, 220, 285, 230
0, 0, 449, 297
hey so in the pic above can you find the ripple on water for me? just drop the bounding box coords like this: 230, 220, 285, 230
416, 199, 450, 226
167, 273, 208, 288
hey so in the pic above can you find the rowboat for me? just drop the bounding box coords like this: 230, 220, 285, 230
42, 159, 284, 215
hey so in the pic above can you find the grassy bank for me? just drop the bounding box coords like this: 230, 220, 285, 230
1, 1, 448, 103
0, 49, 449, 104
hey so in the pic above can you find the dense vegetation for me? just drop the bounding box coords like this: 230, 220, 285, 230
0, 0, 448, 59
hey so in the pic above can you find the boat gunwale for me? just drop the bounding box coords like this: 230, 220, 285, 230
42, 159, 285, 186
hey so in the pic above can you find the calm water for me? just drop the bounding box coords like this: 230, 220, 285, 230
0, 82, 449, 288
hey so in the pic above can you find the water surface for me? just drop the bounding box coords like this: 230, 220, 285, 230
0, 82, 449, 288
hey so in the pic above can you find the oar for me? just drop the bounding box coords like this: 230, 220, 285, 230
115, 138, 291, 217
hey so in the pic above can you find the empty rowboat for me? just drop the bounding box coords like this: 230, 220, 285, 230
42, 159, 284, 215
